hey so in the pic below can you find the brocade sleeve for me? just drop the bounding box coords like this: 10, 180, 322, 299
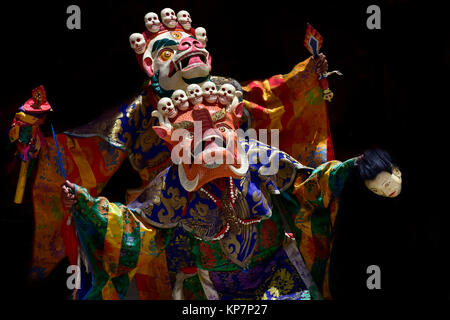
72, 185, 164, 299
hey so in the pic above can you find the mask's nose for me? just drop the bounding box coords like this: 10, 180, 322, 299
192, 105, 215, 135
177, 37, 204, 52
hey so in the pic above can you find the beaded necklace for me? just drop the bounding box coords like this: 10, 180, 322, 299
196, 177, 262, 241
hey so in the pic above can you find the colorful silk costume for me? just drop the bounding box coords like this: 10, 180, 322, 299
69, 136, 356, 300
28, 56, 333, 287
14, 7, 346, 300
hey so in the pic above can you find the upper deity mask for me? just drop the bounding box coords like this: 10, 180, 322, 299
129, 9, 211, 94
130, 9, 247, 192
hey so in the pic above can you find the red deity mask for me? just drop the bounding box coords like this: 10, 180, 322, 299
152, 86, 247, 192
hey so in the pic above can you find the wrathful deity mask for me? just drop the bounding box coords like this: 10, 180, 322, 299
130, 9, 248, 192
143, 31, 211, 93
129, 9, 212, 95
364, 167, 402, 198
152, 85, 246, 192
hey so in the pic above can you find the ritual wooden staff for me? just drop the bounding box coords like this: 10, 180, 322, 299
304, 23, 339, 102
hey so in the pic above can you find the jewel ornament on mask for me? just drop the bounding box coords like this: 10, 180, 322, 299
144, 12, 161, 33
364, 167, 402, 198
129, 33, 146, 54
186, 84, 203, 105
171, 90, 190, 111
201, 81, 218, 104
177, 10, 192, 31
195, 27, 207, 47
161, 8, 177, 29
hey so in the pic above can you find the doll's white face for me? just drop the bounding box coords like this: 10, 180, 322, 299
364, 167, 402, 198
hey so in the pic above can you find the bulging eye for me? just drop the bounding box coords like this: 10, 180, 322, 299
217, 125, 230, 133
159, 49, 174, 61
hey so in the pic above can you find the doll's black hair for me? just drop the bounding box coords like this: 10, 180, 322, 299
357, 149, 394, 180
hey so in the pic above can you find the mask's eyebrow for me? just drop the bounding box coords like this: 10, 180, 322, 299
172, 109, 226, 130
211, 108, 226, 122
173, 121, 194, 130
152, 38, 179, 53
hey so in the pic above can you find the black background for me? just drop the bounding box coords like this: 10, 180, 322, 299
0, 0, 446, 303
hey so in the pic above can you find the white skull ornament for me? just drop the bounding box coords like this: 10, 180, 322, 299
201, 81, 218, 104
195, 27, 207, 47
186, 84, 203, 105
177, 10, 192, 31
144, 12, 161, 33
218, 84, 237, 106
129, 33, 146, 54
157, 97, 178, 119
171, 90, 190, 111
161, 8, 177, 29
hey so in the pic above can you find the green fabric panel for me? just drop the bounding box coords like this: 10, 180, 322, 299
183, 275, 206, 300
19, 126, 32, 144
117, 204, 141, 271
311, 207, 331, 237
310, 207, 331, 289
74, 186, 108, 251
73, 186, 112, 299
310, 258, 327, 292
112, 273, 130, 300
280, 189, 303, 243
328, 158, 356, 196
73, 214, 110, 300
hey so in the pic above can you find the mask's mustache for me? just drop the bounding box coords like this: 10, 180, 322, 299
178, 163, 199, 192
228, 140, 249, 176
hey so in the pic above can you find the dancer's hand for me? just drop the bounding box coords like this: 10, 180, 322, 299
61, 180, 77, 210
314, 53, 328, 75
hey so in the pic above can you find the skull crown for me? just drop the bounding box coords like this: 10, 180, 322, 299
129, 8, 209, 55
151, 83, 243, 128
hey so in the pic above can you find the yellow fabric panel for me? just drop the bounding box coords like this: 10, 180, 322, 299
102, 279, 120, 300
66, 137, 97, 190
103, 201, 125, 277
